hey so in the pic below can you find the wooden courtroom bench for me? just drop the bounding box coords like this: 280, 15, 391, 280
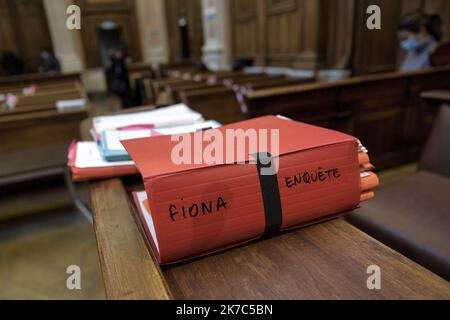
166, 82, 224, 103
14, 89, 84, 107
0, 73, 89, 185
1, 78, 87, 116
128, 63, 155, 84
178, 73, 316, 124
0, 81, 79, 96
160, 61, 198, 78
127, 63, 156, 106
238, 76, 314, 92
164, 73, 271, 103
0, 108, 87, 185
180, 86, 243, 124
153, 71, 267, 105
151, 79, 196, 105
87, 178, 450, 299
77, 106, 450, 299
0, 72, 81, 89
244, 65, 450, 170
169, 70, 236, 82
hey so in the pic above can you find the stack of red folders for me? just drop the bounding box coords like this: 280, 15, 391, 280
358, 141, 379, 202
123, 116, 379, 264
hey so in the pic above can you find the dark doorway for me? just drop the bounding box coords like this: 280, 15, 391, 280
97, 21, 124, 67
178, 17, 191, 59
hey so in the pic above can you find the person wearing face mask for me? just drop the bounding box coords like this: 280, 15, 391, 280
398, 11, 443, 72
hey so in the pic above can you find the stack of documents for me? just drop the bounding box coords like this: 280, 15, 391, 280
68, 104, 222, 181
99, 120, 221, 161
358, 140, 379, 202
124, 115, 379, 264
92, 103, 203, 138
68, 141, 138, 181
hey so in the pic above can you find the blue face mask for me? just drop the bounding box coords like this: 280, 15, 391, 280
401, 38, 420, 51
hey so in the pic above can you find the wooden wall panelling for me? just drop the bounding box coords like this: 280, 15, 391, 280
422, 0, 450, 41
230, 0, 450, 71
340, 78, 410, 168
0, 0, 53, 73
326, 0, 355, 68
0, 0, 17, 55
164, 0, 204, 62
246, 85, 348, 132
13, 0, 53, 70
353, 0, 401, 75
164, 0, 180, 62
405, 69, 450, 159
76, 0, 133, 11
352, 0, 402, 75
230, 0, 329, 68
230, 0, 263, 64
266, 0, 301, 66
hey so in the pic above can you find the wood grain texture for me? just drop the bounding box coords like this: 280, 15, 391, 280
230, 0, 329, 68
0, 72, 81, 87
164, 0, 204, 62
90, 179, 450, 300
352, 0, 402, 75
0, 144, 67, 179
163, 217, 450, 300
0, 75, 88, 181
90, 179, 172, 300
180, 86, 243, 124
0, 0, 53, 73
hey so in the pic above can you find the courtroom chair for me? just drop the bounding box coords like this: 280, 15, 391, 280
419, 105, 450, 178
347, 106, 450, 280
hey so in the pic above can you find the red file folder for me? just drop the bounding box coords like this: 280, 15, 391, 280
67, 141, 138, 181
124, 116, 363, 264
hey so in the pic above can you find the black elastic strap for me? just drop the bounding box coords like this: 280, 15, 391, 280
197, 127, 213, 132
252, 152, 283, 236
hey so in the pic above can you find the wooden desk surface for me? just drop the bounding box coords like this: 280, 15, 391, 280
420, 90, 450, 102
89, 178, 450, 300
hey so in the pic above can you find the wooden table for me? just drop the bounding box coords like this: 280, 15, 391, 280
89, 178, 450, 300
81, 107, 450, 299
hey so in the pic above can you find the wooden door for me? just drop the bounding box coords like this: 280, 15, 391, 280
164, 0, 204, 62
0, 0, 53, 74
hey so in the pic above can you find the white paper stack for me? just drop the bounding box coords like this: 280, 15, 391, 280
56, 98, 86, 112
100, 120, 221, 161
92, 104, 204, 135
